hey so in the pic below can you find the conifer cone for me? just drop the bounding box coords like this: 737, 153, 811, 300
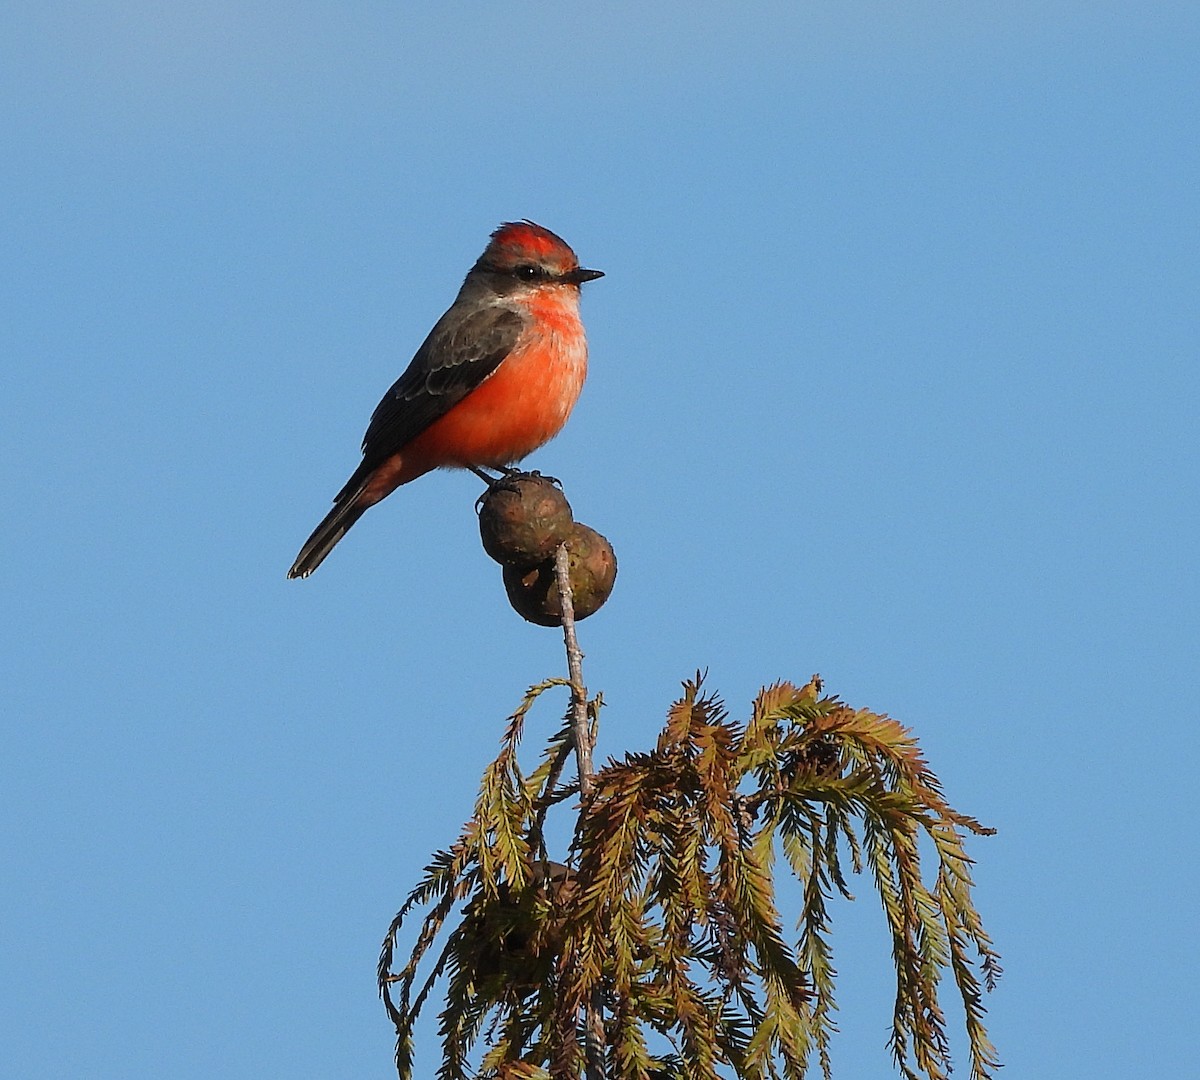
478, 474, 574, 567
503, 523, 618, 626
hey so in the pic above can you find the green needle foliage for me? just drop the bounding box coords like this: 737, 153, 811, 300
379, 674, 1001, 1080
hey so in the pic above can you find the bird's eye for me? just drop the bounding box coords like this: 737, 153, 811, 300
515, 264, 542, 280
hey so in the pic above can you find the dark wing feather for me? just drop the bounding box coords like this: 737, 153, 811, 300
358, 304, 525, 472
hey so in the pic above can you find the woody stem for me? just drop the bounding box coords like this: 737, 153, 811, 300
553, 542, 604, 1080
554, 542, 594, 793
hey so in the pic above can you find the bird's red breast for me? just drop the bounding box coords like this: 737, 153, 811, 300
358, 290, 588, 505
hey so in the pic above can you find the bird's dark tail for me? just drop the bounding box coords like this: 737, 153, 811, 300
288, 480, 369, 579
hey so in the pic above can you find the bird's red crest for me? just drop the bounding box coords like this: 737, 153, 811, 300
487, 220, 575, 264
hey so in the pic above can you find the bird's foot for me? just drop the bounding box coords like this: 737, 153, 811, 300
470, 466, 504, 485
473, 465, 561, 488
472, 466, 561, 511
508, 467, 561, 488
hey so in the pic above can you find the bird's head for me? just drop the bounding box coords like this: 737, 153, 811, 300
473, 220, 604, 292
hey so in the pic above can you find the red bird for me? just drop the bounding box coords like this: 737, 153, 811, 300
288, 221, 603, 579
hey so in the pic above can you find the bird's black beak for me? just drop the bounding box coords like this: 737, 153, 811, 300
568, 267, 604, 284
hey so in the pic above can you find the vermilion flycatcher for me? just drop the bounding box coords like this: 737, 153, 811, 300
288, 221, 603, 579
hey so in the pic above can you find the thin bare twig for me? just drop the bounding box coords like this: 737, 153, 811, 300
554, 541, 605, 1080
555, 542, 594, 793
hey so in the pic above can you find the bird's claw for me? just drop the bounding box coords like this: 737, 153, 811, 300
472, 467, 562, 511
473, 466, 560, 488
511, 468, 561, 488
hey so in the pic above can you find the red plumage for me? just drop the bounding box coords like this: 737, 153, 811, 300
288, 222, 603, 579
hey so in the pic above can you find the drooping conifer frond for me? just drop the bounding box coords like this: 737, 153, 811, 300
379, 675, 1000, 1080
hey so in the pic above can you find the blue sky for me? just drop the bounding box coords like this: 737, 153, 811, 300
3, 3, 1197, 1077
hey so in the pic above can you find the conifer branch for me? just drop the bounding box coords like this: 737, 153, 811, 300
378, 672, 1000, 1079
